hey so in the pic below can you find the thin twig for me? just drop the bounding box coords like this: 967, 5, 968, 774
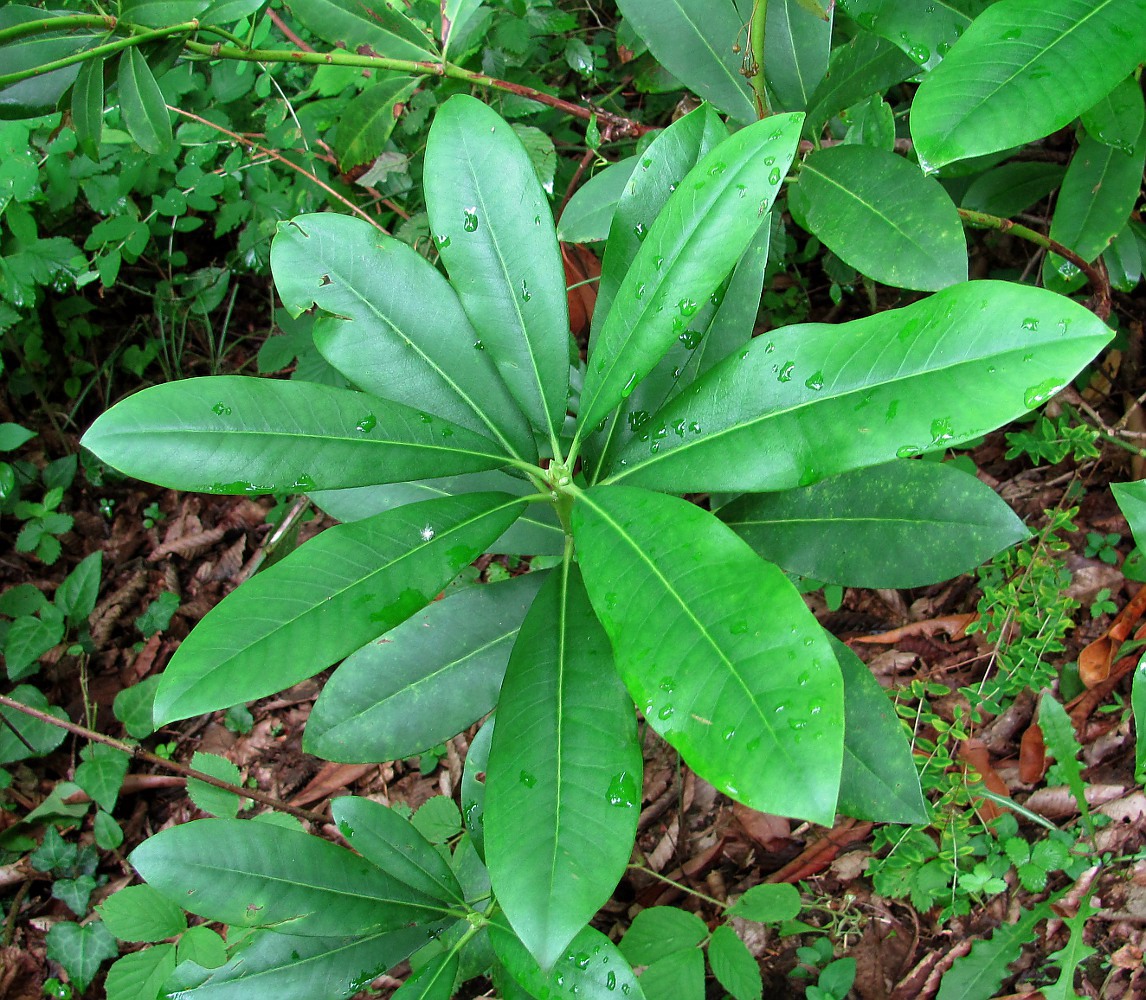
0, 694, 328, 825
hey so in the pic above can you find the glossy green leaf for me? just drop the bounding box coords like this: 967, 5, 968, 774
556, 156, 637, 243
1081, 76, 1146, 155
486, 562, 641, 970
54, 550, 102, 625
725, 883, 801, 923
1105, 224, 1143, 292
911, 0, 1146, 170
285, 0, 438, 61
4, 614, 63, 680
333, 797, 463, 906
460, 717, 494, 857
305, 572, 547, 762
960, 161, 1064, 217
591, 104, 726, 348
765, 0, 833, 111
82, 376, 515, 495
805, 30, 917, 134
790, 145, 967, 290
831, 638, 928, 823
638, 947, 705, 1000
132, 819, 451, 936
98, 884, 187, 942
578, 112, 803, 436
45, 920, 117, 994
708, 926, 762, 1000
615, 0, 756, 122
1043, 128, 1146, 292
394, 951, 458, 999
0, 685, 67, 764
573, 486, 843, 824
838, 0, 986, 68
442, 0, 484, 56
842, 93, 896, 149
607, 281, 1112, 492
71, 55, 104, 161
492, 919, 645, 1000
200, 0, 268, 26
1112, 480, 1146, 546
0, 8, 104, 118
152, 492, 525, 724
1133, 656, 1146, 784
271, 214, 535, 462
310, 472, 564, 555
117, 47, 172, 154
74, 743, 129, 813
424, 95, 570, 445
186, 751, 241, 818
334, 75, 421, 171
164, 926, 428, 999
119, 0, 209, 25
719, 460, 1029, 588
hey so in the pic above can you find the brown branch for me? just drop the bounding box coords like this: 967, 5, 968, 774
0, 694, 328, 825
267, 8, 314, 53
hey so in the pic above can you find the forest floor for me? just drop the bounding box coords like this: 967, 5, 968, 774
2, 270, 1145, 1000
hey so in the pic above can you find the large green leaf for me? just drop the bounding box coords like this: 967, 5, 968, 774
492, 919, 645, 1000
911, 0, 1146, 170
719, 460, 1029, 588
284, 0, 437, 60
573, 486, 843, 824
71, 55, 104, 161
152, 492, 525, 724
119, 0, 210, 25
606, 281, 1112, 492
310, 472, 563, 555
765, 0, 833, 111
805, 29, 918, 134
615, 0, 756, 122
556, 156, 637, 244
333, 75, 421, 171
81, 376, 515, 494
832, 638, 928, 824
1112, 480, 1146, 546
790, 145, 967, 290
117, 47, 172, 154
1043, 127, 1146, 292
838, 0, 988, 67
960, 161, 1065, 218
271, 214, 535, 462
163, 926, 427, 999
1080, 75, 1146, 155
592, 104, 727, 347
424, 95, 570, 446
577, 113, 803, 437
332, 797, 464, 906
0, 9, 103, 119
131, 820, 452, 936
304, 572, 547, 762
0, 684, 67, 765
485, 562, 641, 970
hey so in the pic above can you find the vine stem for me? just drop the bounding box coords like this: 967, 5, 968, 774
747, 0, 771, 118
0, 694, 329, 825
166, 105, 388, 234
957, 207, 1112, 320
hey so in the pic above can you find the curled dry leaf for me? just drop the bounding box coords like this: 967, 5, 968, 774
1019, 722, 1047, 784
1079, 583, 1146, 687
561, 242, 600, 340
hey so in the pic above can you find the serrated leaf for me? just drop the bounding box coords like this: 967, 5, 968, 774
638, 946, 705, 1000
720, 460, 1029, 588
607, 281, 1112, 492
486, 563, 641, 970
105, 944, 177, 1000
936, 903, 1047, 1000
726, 883, 801, 923
334, 75, 421, 171
911, 0, 1146, 170
620, 907, 708, 964
708, 925, 762, 1000
1037, 695, 1094, 838
790, 145, 967, 290
187, 751, 242, 818
4, 614, 64, 680
306, 572, 547, 762
424, 95, 570, 445
75, 742, 130, 813
117, 47, 172, 154
131, 819, 452, 936
152, 492, 525, 724
82, 376, 517, 495
98, 884, 188, 942
573, 486, 843, 824
285, 0, 437, 60
45, 919, 118, 993
614, 0, 756, 122
175, 924, 227, 968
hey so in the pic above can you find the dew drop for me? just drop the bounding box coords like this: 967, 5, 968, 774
521, 279, 532, 301
436, 234, 451, 249
768, 167, 782, 184
778, 362, 795, 382
462, 208, 479, 232
896, 444, 921, 458
606, 770, 637, 808
730, 620, 749, 635
473, 340, 484, 350
804, 371, 824, 390
1020, 316, 1040, 331
519, 770, 537, 788
654, 255, 664, 270
212, 402, 232, 416
355, 413, 377, 433
621, 372, 638, 397
633, 222, 647, 241
1024, 378, 1065, 408
606, 971, 617, 991
658, 704, 674, 720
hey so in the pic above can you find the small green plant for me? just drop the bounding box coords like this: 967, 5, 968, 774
1084, 530, 1121, 564
1089, 587, 1117, 618
1004, 412, 1102, 466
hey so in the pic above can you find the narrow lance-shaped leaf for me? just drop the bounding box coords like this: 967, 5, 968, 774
131, 820, 452, 936
117, 47, 172, 154
615, 0, 756, 122
573, 486, 843, 824
271, 214, 535, 462
81, 376, 516, 495
285, 0, 438, 61
334, 75, 421, 172
486, 561, 641, 970
608, 280, 1112, 492
424, 95, 570, 446
830, 637, 928, 824
911, 0, 1146, 170
71, 55, 104, 161
720, 460, 1029, 589
1080, 75, 1145, 155
305, 571, 548, 762
764, 0, 834, 111
152, 492, 525, 724
577, 112, 803, 437
804, 30, 918, 134
789, 145, 967, 291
